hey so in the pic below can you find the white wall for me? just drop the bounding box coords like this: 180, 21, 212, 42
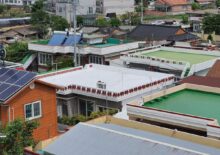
103, 0, 135, 15
1, 0, 23, 5
56, 0, 96, 23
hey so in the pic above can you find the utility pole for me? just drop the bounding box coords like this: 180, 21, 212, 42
141, 0, 144, 24
73, 0, 78, 67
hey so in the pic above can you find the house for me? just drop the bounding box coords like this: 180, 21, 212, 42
128, 24, 199, 45
187, 9, 219, 32
42, 116, 220, 155
155, 0, 192, 14
119, 46, 220, 78
0, 67, 58, 141
195, 0, 216, 9
96, 0, 135, 15
28, 31, 82, 72
28, 31, 142, 72
55, 0, 96, 24
1, 26, 38, 43
0, 0, 35, 6
37, 64, 174, 119
127, 81, 220, 139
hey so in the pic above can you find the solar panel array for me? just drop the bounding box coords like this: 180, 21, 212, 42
48, 34, 66, 46
63, 35, 81, 46
0, 68, 36, 102
47, 33, 82, 46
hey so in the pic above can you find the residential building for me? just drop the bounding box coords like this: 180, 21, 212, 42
127, 82, 220, 139
0, 26, 38, 44
155, 0, 192, 14
96, 0, 135, 15
55, 0, 96, 24
0, 67, 58, 141
119, 46, 220, 78
187, 9, 219, 32
42, 116, 220, 155
0, 0, 35, 5
195, 0, 216, 9
28, 31, 142, 72
128, 24, 199, 45
37, 64, 174, 119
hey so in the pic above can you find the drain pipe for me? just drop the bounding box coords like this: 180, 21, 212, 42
0, 103, 11, 123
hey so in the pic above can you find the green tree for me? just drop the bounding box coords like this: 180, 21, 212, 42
182, 15, 189, 24
191, 2, 201, 10
30, 0, 50, 37
110, 18, 121, 27
50, 15, 69, 31
31, 0, 44, 13
6, 42, 28, 63
216, 0, 220, 7
95, 18, 110, 27
0, 4, 6, 14
202, 14, 220, 35
0, 119, 38, 155
77, 16, 83, 26
31, 9, 50, 37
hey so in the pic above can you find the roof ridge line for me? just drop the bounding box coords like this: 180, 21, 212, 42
80, 123, 207, 155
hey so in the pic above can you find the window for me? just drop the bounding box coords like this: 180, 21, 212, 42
25, 101, 42, 120
89, 55, 103, 64
88, 7, 93, 14
79, 99, 94, 117
39, 53, 53, 66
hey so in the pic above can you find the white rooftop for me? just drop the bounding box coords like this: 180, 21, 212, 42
38, 64, 174, 93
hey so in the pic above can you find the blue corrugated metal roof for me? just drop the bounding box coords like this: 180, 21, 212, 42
44, 123, 220, 155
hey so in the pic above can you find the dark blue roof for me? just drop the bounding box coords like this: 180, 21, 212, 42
48, 33, 66, 46
0, 68, 36, 102
47, 33, 82, 46
63, 35, 81, 46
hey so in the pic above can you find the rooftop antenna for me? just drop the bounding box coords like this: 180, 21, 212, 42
73, 0, 79, 67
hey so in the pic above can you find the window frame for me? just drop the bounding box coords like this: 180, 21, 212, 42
24, 101, 42, 121
78, 98, 95, 117
38, 53, 53, 66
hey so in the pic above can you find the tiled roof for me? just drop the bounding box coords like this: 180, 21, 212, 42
156, 0, 188, 6
207, 60, 220, 78
128, 24, 183, 41
181, 76, 220, 88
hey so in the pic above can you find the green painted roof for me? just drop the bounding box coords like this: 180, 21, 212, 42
144, 89, 220, 123
141, 50, 217, 65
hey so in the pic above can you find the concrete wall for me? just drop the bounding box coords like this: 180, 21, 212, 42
102, 0, 135, 15
56, 0, 96, 23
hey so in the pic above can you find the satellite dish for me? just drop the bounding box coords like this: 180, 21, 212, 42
0, 45, 6, 60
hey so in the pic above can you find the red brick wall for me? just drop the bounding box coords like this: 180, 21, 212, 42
0, 82, 58, 141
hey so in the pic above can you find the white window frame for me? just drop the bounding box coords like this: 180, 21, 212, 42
24, 101, 42, 121
38, 53, 53, 66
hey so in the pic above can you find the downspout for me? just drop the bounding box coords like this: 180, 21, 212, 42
0, 103, 11, 123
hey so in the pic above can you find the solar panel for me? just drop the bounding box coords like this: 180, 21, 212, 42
0, 68, 36, 102
63, 35, 81, 46
48, 33, 66, 46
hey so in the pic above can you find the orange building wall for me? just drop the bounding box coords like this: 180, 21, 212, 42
0, 82, 58, 141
